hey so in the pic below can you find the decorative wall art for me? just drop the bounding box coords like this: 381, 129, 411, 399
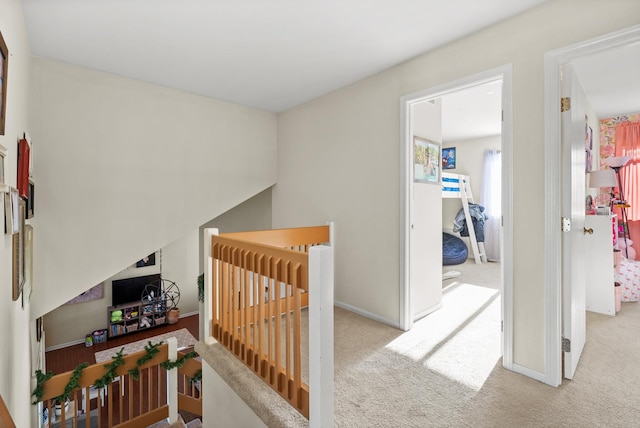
4, 186, 18, 234
0, 143, 6, 190
136, 252, 156, 268
64, 283, 104, 305
23, 224, 33, 307
442, 147, 456, 170
27, 180, 34, 218
17, 135, 30, 198
413, 136, 440, 184
585, 116, 593, 173
0, 31, 8, 136
12, 199, 25, 301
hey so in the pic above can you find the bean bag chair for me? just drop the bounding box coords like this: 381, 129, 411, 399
443, 232, 468, 265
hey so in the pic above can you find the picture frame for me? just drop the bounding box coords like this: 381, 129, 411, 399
27, 180, 34, 218
4, 186, 18, 234
0, 31, 7, 136
135, 252, 156, 268
413, 136, 440, 184
110, 250, 162, 282
64, 283, 104, 305
22, 224, 33, 307
0, 143, 6, 188
442, 147, 456, 170
12, 198, 25, 301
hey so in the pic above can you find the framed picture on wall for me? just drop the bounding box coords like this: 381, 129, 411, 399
0, 31, 8, 136
413, 136, 440, 184
12, 198, 25, 301
23, 224, 33, 307
0, 143, 6, 187
442, 147, 456, 170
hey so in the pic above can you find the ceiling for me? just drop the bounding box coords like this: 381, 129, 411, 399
572, 41, 640, 118
20, 0, 551, 113
439, 41, 640, 142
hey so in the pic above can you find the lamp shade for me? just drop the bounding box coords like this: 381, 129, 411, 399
589, 169, 617, 188
603, 156, 631, 168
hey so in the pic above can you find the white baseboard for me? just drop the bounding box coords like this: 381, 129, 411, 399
179, 310, 199, 318
334, 300, 400, 329
46, 338, 86, 352
511, 363, 549, 385
413, 301, 443, 323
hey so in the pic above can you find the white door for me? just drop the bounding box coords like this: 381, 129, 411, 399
561, 63, 587, 379
409, 100, 443, 322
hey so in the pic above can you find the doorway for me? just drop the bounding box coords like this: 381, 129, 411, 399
399, 65, 514, 372
543, 25, 640, 385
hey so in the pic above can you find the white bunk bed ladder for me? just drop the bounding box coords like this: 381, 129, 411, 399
458, 176, 487, 264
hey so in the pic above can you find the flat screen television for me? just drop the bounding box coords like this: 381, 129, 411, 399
112, 274, 161, 306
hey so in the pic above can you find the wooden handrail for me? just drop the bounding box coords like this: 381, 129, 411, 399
0, 395, 16, 428
221, 225, 330, 249
40, 345, 169, 402
41, 345, 170, 427
209, 227, 333, 419
177, 351, 202, 417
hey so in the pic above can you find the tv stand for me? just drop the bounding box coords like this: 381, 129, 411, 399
107, 298, 167, 338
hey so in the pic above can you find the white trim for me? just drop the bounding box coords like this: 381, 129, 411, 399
500, 67, 514, 371
179, 310, 199, 318
413, 301, 443, 322
399, 65, 514, 368
511, 363, 547, 384
334, 300, 400, 329
45, 338, 85, 352
543, 24, 640, 387
308, 245, 334, 428
203, 228, 219, 345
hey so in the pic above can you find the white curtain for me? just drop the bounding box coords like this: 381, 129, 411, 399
481, 150, 502, 261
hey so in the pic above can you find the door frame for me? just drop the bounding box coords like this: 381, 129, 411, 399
399, 64, 514, 369
543, 24, 640, 386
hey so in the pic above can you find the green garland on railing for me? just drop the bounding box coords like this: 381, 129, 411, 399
160, 351, 198, 371
57, 362, 89, 403
32, 342, 200, 405
31, 370, 54, 405
128, 341, 164, 380
93, 348, 126, 389
189, 369, 203, 385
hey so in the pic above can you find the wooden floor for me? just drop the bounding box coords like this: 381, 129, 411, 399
46, 314, 199, 374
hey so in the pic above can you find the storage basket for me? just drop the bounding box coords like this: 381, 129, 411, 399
126, 324, 138, 333
155, 316, 166, 325
92, 329, 107, 343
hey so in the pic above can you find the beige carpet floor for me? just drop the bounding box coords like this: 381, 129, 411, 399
332, 260, 640, 427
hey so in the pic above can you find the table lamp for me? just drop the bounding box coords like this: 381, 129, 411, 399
589, 169, 617, 208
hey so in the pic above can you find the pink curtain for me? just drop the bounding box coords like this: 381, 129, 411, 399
615, 122, 640, 220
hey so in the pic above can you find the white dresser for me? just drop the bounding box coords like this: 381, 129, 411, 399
585, 214, 618, 316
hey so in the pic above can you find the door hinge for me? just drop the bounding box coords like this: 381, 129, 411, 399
501, 320, 504, 332
562, 337, 571, 353
561, 97, 571, 112
562, 217, 571, 232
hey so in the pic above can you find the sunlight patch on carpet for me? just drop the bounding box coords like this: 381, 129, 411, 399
385, 283, 501, 390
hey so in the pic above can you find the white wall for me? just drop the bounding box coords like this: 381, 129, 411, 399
0, 0, 33, 425
29, 58, 277, 320
411, 100, 443, 320
202, 363, 267, 428
199, 187, 273, 273
442, 135, 501, 232
44, 228, 199, 348
274, 0, 640, 374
